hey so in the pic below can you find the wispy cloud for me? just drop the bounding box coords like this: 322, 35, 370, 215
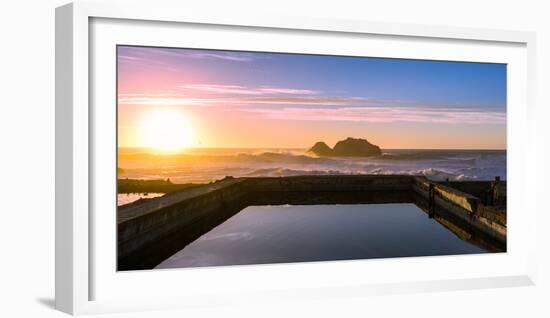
118, 55, 143, 61
178, 84, 320, 96
118, 83, 359, 108
244, 96, 361, 106
258, 87, 320, 95
118, 93, 213, 106
177, 84, 264, 95
118, 47, 256, 63
242, 106, 506, 124
118, 91, 505, 125
118, 82, 505, 125
183, 52, 254, 62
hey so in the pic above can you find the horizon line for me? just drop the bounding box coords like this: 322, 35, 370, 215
117, 146, 506, 151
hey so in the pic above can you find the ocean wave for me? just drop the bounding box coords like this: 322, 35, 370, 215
236, 152, 337, 164
407, 168, 473, 181
238, 166, 498, 181
119, 149, 506, 183
245, 167, 346, 177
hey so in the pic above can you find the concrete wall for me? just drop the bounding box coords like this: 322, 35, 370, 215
445, 180, 507, 206
117, 178, 253, 269
247, 175, 414, 192
413, 177, 506, 244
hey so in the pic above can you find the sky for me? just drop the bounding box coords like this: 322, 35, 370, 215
117, 45, 507, 150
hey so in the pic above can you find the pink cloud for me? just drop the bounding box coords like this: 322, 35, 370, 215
178, 84, 320, 96
119, 48, 255, 62
245, 96, 359, 105
118, 93, 213, 106
117, 90, 505, 125
177, 84, 265, 95
242, 107, 506, 124
257, 87, 319, 95
184, 52, 254, 62
118, 92, 362, 107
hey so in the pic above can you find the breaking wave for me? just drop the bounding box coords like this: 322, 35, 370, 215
119, 148, 506, 183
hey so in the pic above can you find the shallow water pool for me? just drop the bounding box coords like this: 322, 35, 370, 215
156, 203, 487, 269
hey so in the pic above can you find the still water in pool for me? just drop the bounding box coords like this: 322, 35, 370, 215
156, 203, 487, 269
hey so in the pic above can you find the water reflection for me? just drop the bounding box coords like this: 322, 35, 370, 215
117, 193, 164, 206
156, 203, 488, 269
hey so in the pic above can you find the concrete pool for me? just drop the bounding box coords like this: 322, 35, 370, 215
117, 175, 506, 270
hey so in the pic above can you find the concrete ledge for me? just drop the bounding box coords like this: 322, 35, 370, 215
413, 177, 506, 244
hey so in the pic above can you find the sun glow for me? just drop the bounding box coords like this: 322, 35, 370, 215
139, 109, 197, 152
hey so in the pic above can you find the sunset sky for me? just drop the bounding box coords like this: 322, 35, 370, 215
117, 46, 506, 150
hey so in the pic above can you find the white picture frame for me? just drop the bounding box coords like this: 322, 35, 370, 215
55, 1, 537, 315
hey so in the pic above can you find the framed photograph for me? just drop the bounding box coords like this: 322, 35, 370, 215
56, 1, 537, 315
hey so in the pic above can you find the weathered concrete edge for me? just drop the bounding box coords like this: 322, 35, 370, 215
118, 175, 415, 224
117, 177, 247, 223
413, 177, 506, 243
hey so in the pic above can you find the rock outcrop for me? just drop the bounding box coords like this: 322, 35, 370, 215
308, 137, 382, 157
308, 142, 333, 156
332, 137, 382, 157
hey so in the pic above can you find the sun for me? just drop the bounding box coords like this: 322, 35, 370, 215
139, 109, 197, 153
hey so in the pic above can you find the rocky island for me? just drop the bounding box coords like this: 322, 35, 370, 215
308, 137, 382, 157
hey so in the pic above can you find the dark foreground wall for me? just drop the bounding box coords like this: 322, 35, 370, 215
117, 175, 506, 270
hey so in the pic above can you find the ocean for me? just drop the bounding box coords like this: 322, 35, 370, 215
118, 148, 506, 184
